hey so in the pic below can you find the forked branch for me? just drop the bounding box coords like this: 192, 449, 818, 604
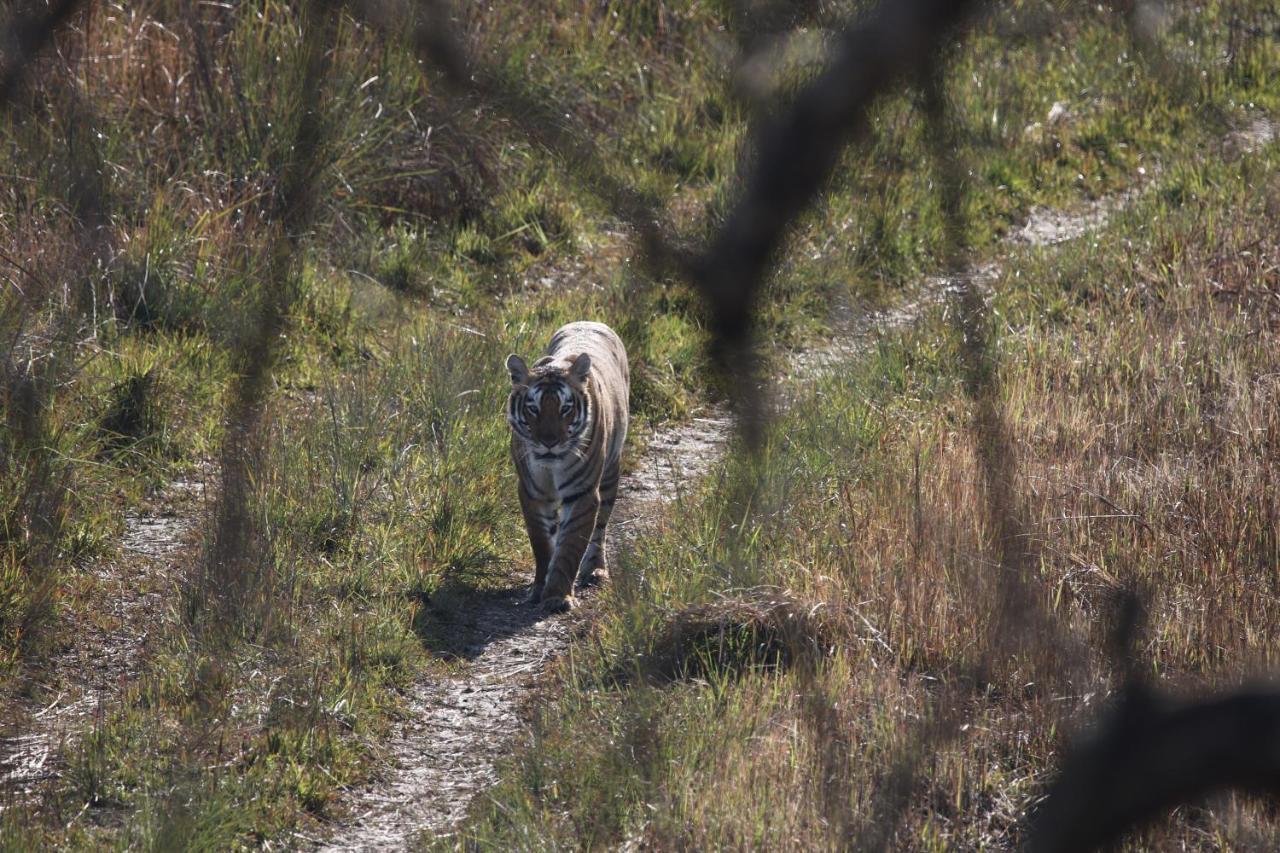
1026, 687, 1280, 853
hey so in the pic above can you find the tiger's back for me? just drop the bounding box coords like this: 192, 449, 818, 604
545, 321, 628, 466
505, 321, 629, 612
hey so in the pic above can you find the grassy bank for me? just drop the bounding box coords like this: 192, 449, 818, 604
1, 0, 1277, 847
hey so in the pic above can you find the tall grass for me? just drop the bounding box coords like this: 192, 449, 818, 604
1, 0, 1277, 846
451, 137, 1280, 851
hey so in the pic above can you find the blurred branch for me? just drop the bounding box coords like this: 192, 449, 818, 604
1019, 590, 1280, 853
0, 0, 83, 111
692, 0, 981, 444
853, 32, 1107, 849
1025, 687, 1280, 853
0, 0, 110, 660
919, 52, 1045, 657
194, 0, 339, 635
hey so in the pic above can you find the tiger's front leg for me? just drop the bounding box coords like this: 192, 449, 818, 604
540, 488, 601, 613
518, 485, 555, 605
576, 459, 620, 587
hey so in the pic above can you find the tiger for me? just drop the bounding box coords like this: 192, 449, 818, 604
505, 321, 629, 613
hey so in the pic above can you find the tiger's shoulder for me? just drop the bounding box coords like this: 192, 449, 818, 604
548, 322, 629, 407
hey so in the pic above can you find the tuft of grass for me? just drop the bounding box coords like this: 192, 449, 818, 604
611, 588, 839, 686
97, 370, 162, 456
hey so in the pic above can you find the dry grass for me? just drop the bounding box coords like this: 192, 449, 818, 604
2, 0, 1278, 847
454, 135, 1280, 851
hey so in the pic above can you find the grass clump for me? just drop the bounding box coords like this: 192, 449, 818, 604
613, 588, 840, 686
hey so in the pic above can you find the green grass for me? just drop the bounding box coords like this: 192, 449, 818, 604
446, 122, 1280, 852
1, 0, 1278, 847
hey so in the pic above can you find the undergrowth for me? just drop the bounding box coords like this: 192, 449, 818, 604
449, 126, 1280, 851
0, 0, 1276, 846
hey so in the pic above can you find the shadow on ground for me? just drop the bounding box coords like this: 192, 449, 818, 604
412, 583, 540, 661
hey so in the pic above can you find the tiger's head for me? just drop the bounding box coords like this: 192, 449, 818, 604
505, 352, 592, 460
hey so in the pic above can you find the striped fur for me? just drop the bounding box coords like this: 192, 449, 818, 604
505, 321, 629, 612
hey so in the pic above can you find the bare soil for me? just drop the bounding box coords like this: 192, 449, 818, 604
0, 474, 206, 809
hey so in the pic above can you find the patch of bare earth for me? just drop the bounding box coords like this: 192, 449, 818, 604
0, 474, 206, 809
314, 408, 733, 851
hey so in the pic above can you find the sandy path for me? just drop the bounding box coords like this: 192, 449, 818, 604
0, 474, 205, 809
315, 413, 734, 850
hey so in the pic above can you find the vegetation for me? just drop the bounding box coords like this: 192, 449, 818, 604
0, 0, 1275, 848
452, 138, 1280, 851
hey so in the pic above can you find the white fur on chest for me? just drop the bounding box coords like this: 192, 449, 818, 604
521, 444, 579, 496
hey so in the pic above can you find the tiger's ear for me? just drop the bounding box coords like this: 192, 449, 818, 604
506, 354, 529, 385
568, 352, 591, 382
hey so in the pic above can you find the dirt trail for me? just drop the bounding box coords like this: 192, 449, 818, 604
0, 474, 205, 808
315, 413, 733, 850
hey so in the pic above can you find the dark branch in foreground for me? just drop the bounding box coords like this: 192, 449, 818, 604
691, 0, 979, 442
0, 0, 83, 110
192, 0, 339, 636
1025, 687, 1280, 853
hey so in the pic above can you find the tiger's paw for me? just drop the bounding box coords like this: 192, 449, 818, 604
523, 586, 543, 606
575, 568, 609, 589
540, 594, 575, 614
